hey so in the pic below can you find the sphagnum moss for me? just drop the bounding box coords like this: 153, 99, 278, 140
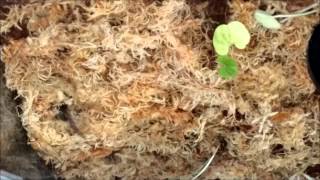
0, 0, 319, 179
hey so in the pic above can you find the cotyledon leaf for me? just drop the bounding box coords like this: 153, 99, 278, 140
227, 21, 251, 49
213, 21, 250, 55
213, 24, 232, 56
254, 10, 281, 29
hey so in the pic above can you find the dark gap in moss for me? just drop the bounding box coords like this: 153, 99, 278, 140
55, 104, 70, 121
0, 1, 30, 45
271, 144, 286, 157
0, 20, 29, 45
235, 109, 245, 121
303, 136, 313, 147
217, 136, 228, 152
191, 105, 208, 117
221, 110, 228, 117
258, 3, 268, 11
105, 152, 122, 164
114, 176, 122, 180
83, 0, 91, 7
305, 164, 320, 178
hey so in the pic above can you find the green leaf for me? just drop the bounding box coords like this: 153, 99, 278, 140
227, 21, 251, 49
213, 24, 232, 56
217, 55, 238, 79
212, 21, 248, 79
254, 10, 281, 29
213, 21, 250, 55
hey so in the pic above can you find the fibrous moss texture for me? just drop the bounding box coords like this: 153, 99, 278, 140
0, 0, 319, 179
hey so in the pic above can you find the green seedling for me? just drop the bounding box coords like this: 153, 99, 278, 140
254, 2, 319, 29
213, 21, 250, 79
217, 55, 238, 79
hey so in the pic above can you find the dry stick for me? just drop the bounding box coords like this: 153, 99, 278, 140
274, 9, 319, 18
279, 2, 320, 23
191, 145, 220, 180
294, 1, 319, 14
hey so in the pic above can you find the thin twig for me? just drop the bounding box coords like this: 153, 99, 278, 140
274, 9, 319, 18
280, 1, 319, 23
191, 145, 220, 180
294, 2, 319, 14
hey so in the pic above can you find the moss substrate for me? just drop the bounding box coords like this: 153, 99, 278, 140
1, 0, 319, 179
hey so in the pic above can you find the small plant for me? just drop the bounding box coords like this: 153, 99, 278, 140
254, 2, 319, 29
213, 21, 250, 79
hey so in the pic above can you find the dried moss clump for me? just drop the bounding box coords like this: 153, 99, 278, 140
1, 0, 220, 179
1, 0, 319, 179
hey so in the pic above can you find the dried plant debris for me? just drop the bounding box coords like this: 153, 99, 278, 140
0, 0, 319, 179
